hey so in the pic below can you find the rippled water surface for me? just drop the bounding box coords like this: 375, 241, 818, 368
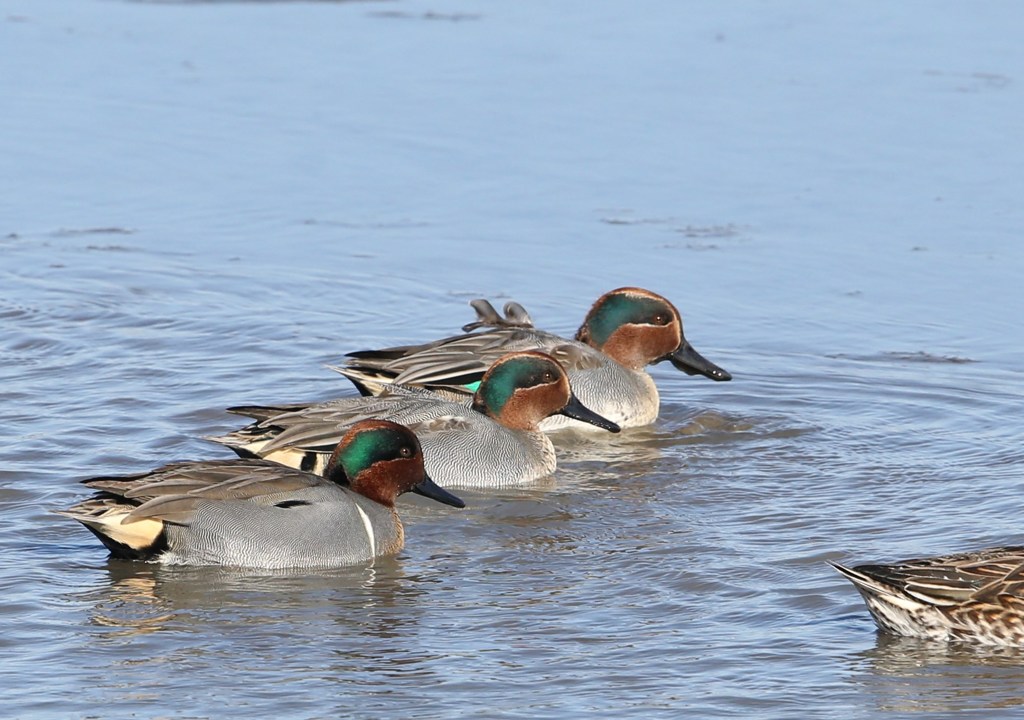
4, 1, 1024, 718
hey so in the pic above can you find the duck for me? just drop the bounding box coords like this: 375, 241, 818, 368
209, 351, 620, 489
336, 287, 731, 432
57, 420, 465, 569
831, 547, 1024, 645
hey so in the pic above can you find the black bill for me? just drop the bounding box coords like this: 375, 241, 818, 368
665, 340, 732, 381
412, 474, 466, 508
559, 394, 621, 433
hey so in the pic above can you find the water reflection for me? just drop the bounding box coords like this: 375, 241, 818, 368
853, 634, 1024, 713
84, 564, 172, 638
75, 556, 424, 640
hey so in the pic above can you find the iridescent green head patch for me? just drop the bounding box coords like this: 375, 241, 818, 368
476, 355, 557, 413
335, 424, 415, 479
585, 294, 671, 347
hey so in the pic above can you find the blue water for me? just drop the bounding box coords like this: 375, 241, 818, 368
3, 1, 1024, 718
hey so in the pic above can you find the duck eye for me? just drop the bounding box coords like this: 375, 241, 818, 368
542, 371, 556, 383
653, 313, 669, 325
399, 446, 413, 458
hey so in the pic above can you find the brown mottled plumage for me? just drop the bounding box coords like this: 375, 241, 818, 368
832, 547, 1024, 645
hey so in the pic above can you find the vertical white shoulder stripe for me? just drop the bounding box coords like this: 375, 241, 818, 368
353, 503, 376, 560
